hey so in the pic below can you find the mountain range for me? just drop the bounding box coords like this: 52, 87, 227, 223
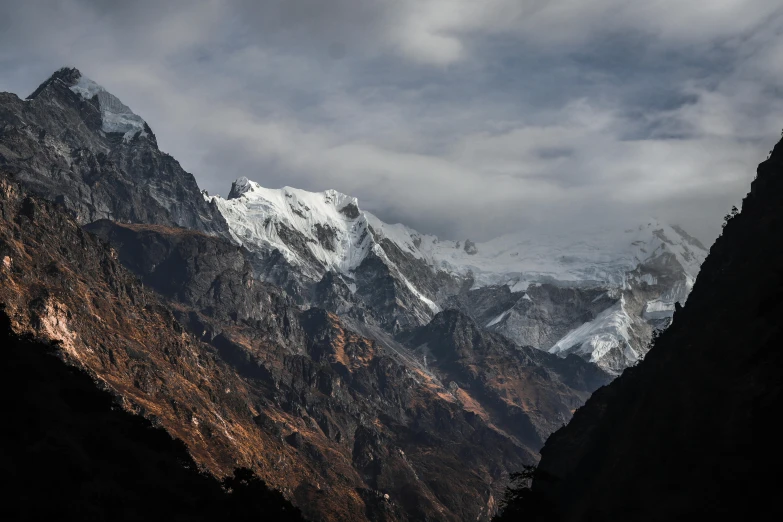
2, 67, 708, 375
0, 67, 730, 521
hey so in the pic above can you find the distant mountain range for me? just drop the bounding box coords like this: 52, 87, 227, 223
207, 176, 707, 373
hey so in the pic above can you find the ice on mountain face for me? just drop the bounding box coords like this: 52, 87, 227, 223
486, 309, 511, 328
344, 214, 708, 298
549, 296, 639, 373
642, 298, 675, 320
70, 74, 148, 142
415, 220, 707, 292
209, 179, 708, 301
641, 279, 691, 321
638, 273, 657, 286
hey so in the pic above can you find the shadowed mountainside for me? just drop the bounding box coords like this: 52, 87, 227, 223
398, 310, 611, 450
0, 66, 623, 521
499, 136, 783, 521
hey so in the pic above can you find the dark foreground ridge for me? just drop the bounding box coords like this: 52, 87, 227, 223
0, 310, 305, 522
496, 136, 783, 521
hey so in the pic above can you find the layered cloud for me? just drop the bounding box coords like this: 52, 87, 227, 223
1, 0, 781, 242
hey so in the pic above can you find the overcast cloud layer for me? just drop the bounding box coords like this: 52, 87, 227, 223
1, 1, 782, 243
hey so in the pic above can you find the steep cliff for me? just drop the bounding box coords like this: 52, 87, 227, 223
1, 68, 708, 375
209, 178, 706, 372
399, 310, 611, 450
519, 136, 783, 521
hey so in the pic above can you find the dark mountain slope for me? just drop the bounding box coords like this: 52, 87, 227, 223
513, 136, 783, 521
399, 310, 611, 451
84, 219, 284, 325
0, 67, 229, 237
0, 66, 621, 520
0, 310, 305, 522
0, 169, 360, 520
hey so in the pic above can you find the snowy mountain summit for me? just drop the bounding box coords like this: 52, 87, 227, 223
214, 178, 379, 279
208, 178, 709, 373
65, 70, 149, 142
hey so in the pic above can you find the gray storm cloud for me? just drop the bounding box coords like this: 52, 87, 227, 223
1, 0, 782, 243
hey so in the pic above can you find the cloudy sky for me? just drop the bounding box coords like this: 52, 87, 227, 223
1, 1, 782, 243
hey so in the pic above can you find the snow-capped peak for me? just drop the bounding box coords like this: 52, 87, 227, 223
356, 215, 708, 293
227, 177, 258, 200
205, 179, 374, 278
68, 71, 148, 142
209, 179, 708, 294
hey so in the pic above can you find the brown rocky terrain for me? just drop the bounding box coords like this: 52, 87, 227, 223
399, 310, 610, 451
0, 310, 305, 521
0, 67, 618, 521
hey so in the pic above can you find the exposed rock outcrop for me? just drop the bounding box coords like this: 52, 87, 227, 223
1, 68, 707, 374
399, 310, 612, 450
207, 178, 706, 372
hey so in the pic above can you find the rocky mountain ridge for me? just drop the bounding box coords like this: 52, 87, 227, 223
0, 67, 709, 373
0, 309, 305, 521
0, 67, 711, 519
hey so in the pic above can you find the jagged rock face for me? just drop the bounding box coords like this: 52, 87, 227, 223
449, 263, 690, 375
1, 171, 611, 521
0, 67, 229, 237
207, 179, 466, 331
0, 66, 714, 519
84, 219, 290, 325
528, 137, 783, 521
0, 311, 306, 522
442, 244, 700, 374
446, 285, 616, 354
398, 310, 612, 450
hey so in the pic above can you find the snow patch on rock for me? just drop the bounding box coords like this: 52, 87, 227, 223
70, 74, 148, 142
